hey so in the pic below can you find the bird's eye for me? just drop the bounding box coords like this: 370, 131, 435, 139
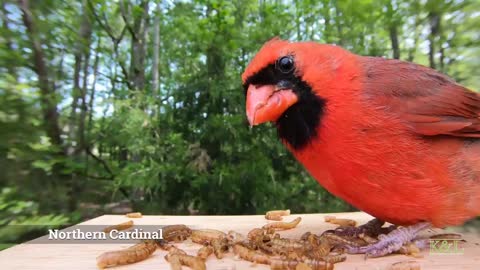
276, 56, 294, 73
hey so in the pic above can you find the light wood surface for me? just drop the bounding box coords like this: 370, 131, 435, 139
0, 212, 479, 269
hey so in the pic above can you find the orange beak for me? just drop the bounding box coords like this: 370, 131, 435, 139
246, 84, 298, 126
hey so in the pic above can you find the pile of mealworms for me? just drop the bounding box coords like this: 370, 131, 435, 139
95, 210, 461, 270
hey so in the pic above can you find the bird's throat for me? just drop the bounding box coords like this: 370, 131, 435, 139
276, 92, 326, 150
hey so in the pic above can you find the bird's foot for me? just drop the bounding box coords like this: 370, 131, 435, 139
325, 218, 395, 238
347, 222, 431, 258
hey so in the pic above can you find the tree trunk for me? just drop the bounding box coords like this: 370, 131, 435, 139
152, 2, 161, 97
78, 0, 93, 153
70, 52, 82, 141
294, 0, 301, 40
385, 0, 400, 60
66, 0, 92, 212
118, 0, 149, 167
258, 0, 265, 23
122, 0, 149, 92
407, 15, 420, 62
19, 0, 64, 151
87, 39, 101, 139
428, 11, 440, 69
322, 1, 332, 43
1, 2, 16, 77
78, 52, 91, 149
70, 0, 93, 151
439, 45, 445, 72
333, 0, 344, 46
389, 25, 400, 59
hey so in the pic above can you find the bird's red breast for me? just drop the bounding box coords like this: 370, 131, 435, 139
243, 39, 480, 227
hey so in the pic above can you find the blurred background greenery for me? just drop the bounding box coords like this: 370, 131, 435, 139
0, 0, 478, 246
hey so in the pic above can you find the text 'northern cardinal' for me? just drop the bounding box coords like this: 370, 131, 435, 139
242, 38, 480, 257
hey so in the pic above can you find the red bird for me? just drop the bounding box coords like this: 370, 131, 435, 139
242, 39, 480, 256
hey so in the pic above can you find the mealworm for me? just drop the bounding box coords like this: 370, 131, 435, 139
191, 229, 226, 245
295, 262, 313, 270
103, 220, 134, 233
263, 217, 302, 231
162, 224, 192, 242
270, 258, 334, 270
302, 234, 326, 257
301, 259, 335, 270
96, 240, 157, 269
398, 243, 422, 258
247, 228, 273, 248
321, 253, 347, 264
305, 237, 332, 259
227, 230, 246, 244
429, 233, 463, 240
167, 254, 182, 270
270, 238, 306, 250
212, 237, 229, 259
270, 258, 295, 269
324, 216, 357, 227
248, 228, 266, 241
125, 212, 142, 218
266, 214, 283, 221
262, 237, 311, 257
197, 245, 214, 260
300, 232, 313, 240
233, 244, 271, 265
301, 232, 321, 248
166, 254, 206, 270
159, 242, 187, 255
265, 209, 291, 221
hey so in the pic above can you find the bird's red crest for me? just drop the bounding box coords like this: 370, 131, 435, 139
241, 38, 291, 83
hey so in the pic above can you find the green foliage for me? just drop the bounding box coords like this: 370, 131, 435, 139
0, 187, 69, 245
0, 0, 478, 245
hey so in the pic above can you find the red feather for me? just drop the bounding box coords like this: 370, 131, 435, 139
360, 57, 480, 137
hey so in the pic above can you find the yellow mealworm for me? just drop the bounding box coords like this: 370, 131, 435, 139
96, 240, 157, 269
103, 220, 134, 233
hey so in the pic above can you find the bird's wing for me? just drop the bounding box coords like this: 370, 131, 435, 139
361, 57, 480, 138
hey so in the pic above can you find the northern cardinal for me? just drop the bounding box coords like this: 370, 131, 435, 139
243, 39, 480, 257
